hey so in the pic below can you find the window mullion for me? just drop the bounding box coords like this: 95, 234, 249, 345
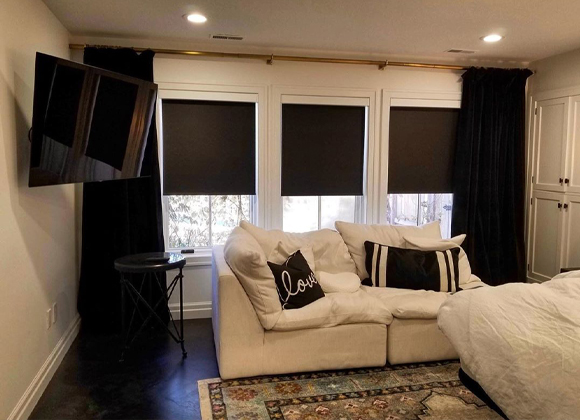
355, 196, 363, 224
318, 196, 322, 230
416, 194, 421, 226
250, 195, 257, 225
208, 196, 213, 247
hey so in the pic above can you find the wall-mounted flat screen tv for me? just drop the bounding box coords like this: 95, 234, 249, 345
29, 52, 158, 187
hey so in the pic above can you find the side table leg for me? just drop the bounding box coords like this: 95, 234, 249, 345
179, 268, 187, 358
120, 273, 126, 362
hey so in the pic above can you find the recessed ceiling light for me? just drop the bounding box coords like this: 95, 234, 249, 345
185, 13, 207, 24
481, 34, 503, 43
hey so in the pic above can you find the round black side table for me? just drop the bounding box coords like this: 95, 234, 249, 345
114, 252, 187, 362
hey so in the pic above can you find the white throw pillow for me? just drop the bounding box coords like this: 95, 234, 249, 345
404, 234, 466, 250
240, 221, 356, 274
315, 271, 361, 293
268, 241, 316, 273
335, 221, 442, 279
224, 227, 282, 330
403, 235, 472, 286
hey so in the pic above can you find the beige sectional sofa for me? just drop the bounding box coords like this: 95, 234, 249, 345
212, 221, 482, 379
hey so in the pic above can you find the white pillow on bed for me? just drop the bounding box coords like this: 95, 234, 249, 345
403, 235, 473, 286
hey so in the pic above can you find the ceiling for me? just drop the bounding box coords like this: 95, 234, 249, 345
42, 0, 580, 64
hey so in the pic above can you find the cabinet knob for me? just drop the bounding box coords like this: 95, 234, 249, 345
559, 178, 564, 184
565, 178, 570, 184
564, 203, 569, 209
558, 202, 563, 209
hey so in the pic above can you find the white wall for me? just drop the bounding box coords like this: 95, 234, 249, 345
0, 1, 79, 419
72, 37, 463, 318
529, 47, 580, 94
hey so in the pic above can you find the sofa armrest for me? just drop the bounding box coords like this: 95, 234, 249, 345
212, 246, 265, 379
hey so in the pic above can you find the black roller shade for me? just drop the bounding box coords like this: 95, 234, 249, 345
282, 104, 365, 196
388, 107, 459, 193
162, 100, 256, 195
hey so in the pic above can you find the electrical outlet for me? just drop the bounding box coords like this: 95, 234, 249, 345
46, 308, 52, 330
52, 302, 57, 324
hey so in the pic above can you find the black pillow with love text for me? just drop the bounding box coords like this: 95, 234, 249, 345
267, 250, 325, 310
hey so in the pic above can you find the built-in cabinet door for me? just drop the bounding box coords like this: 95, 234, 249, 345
529, 190, 564, 282
566, 96, 580, 194
561, 194, 580, 269
533, 98, 569, 192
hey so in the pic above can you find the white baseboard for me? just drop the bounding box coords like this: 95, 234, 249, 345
169, 301, 212, 319
8, 313, 81, 420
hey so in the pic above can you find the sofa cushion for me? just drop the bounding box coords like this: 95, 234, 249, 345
240, 220, 300, 256
364, 278, 483, 320
240, 221, 356, 274
272, 288, 393, 331
335, 221, 442, 279
268, 241, 316, 272
263, 324, 387, 374
267, 250, 325, 310
387, 318, 458, 365
408, 234, 466, 247
363, 286, 449, 319
224, 227, 282, 330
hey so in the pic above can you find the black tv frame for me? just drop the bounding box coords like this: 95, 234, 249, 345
29, 52, 158, 187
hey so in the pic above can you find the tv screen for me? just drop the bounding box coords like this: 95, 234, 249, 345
29, 52, 158, 187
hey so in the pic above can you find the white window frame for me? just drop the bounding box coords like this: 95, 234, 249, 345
379, 90, 461, 224
269, 86, 379, 229
156, 83, 267, 263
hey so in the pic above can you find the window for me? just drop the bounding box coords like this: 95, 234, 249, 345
386, 193, 453, 238
167, 195, 251, 248
282, 196, 357, 232
159, 88, 261, 250
279, 100, 368, 231
386, 103, 459, 238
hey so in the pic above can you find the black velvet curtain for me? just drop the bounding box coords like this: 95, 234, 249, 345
452, 67, 532, 286
78, 48, 167, 332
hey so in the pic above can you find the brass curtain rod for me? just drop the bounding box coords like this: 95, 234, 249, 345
69, 43, 469, 71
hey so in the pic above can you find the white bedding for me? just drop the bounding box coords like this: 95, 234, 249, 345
438, 273, 580, 420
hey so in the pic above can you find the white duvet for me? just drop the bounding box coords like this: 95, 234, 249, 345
438, 272, 580, 420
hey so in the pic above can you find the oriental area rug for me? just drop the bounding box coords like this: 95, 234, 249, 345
198, 361, 502, 420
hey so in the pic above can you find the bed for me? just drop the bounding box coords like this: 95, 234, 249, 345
438, 271, 580, 420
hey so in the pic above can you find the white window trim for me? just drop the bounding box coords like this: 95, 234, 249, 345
269, 86, 379, 229
156, 82, 267, 260
379, 90, 461, 224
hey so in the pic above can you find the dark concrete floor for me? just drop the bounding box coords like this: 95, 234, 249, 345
30, 318, 219, 420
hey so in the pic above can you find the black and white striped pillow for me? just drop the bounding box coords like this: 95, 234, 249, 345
363, 241, 460, 292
